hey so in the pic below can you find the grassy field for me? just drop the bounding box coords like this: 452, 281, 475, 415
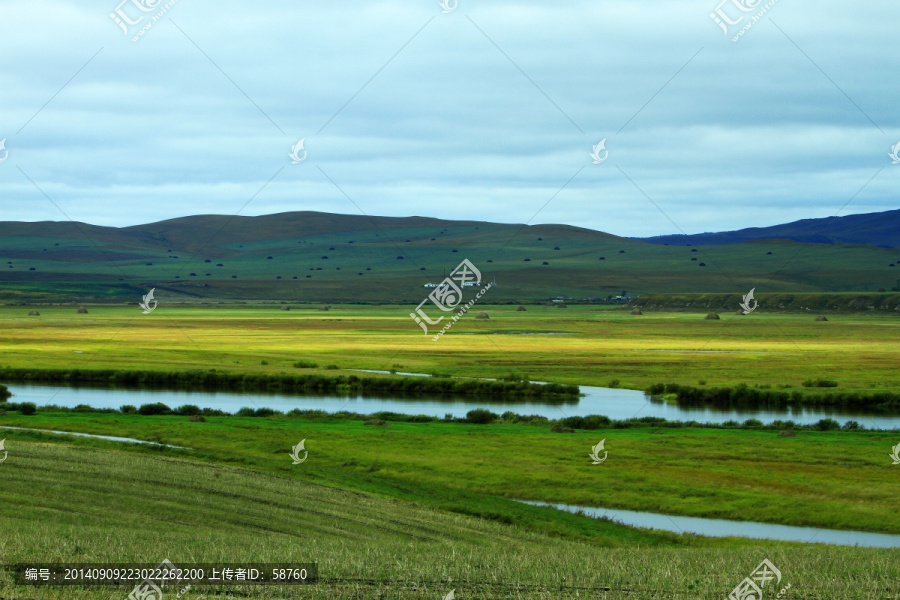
0, 304, 898, 395
1, 426, 898, 599
1, 304, 899, 598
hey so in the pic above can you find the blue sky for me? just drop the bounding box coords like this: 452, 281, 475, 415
1, 0, 897, 236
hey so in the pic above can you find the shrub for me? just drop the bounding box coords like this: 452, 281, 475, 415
174, 404, 202, 416
814, 418, 840, 431
550, 424, 574, 433
743, 419, 763, 427
188, 414, 206, 422
841, 420, 862, 430
607, 379, 620, 388
516, 306, 527, 311
19, 402, 37, 415
364, 418, 388, 426
260, 360, 269, 365
293, 361, 318, 369
76, 307, 88, 314
815, 315, 828, 321
120, 405, 137, 414
705, 312, 720, 320
630, 309, 642, 315
138, 402, 171, 415
466, 408, 499, 424
474, 312, 489, 319
325, 364, 339, 370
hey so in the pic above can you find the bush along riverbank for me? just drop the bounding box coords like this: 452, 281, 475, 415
0, 402, 889, 432
647, 382, 900, 411
0, 368, 579, 400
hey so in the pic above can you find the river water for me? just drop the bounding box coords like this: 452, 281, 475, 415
5, 382, 899, 429
518, 501, 900, 548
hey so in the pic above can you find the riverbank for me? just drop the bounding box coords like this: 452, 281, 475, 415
0, 367, 578, 400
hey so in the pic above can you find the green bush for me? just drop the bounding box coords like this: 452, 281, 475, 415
292, 361, 318, 369
19, 402, 37, 415
138, 402, 171, 415
120, 405, 137, 414
466, 408, 499, 424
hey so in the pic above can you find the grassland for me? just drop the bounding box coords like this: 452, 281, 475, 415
0, 304, 897, 395
1, 426, 898, 599
1, 304, 899, 598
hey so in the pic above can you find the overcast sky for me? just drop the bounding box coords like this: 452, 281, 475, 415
0, 0, 897, 236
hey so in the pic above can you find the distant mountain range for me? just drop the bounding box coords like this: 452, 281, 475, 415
1, 210, 898, 302
637, 209, 899, 248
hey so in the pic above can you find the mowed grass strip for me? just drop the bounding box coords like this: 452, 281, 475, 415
1, 439, 899, 599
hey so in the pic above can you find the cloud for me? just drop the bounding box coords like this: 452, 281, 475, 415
0, 0, 897, 236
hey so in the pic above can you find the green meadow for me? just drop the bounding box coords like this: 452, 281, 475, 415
0, 304, 898, 394
1, 304, 899, 598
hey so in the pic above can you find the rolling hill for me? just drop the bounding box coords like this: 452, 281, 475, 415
1, 211, 898, 303
638, 209, 900, 248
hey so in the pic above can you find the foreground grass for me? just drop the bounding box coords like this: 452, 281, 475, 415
0, 438, 898, 599
1, 305, 898, 396
2, 412, 898, 535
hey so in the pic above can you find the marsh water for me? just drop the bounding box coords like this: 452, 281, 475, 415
5, 382, 900, 429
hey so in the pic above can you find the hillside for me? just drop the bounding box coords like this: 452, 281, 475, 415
1, 211, 898, 303
638, 209, 900, 248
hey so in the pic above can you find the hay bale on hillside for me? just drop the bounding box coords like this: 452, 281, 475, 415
705, 312, 720, 320
28, 310, 40, 316
475, 312, 489, 320
516, 306, 527, 312
280, 305, 291, 311
631, 308, 643, 315
318, 305, 330, 311
76, 307, 88, 314
188, 414, 206, 422
815, 315, 828, 322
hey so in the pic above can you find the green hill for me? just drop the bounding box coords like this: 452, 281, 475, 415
1, 211, 898, 303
